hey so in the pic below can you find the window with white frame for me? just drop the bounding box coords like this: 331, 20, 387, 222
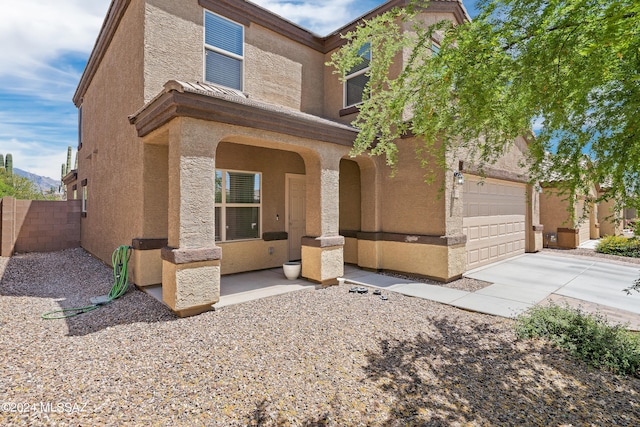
81, 180, 88, 214
215, 170, 261, 242
344, 43, 371, 108
204, 11, 244, 90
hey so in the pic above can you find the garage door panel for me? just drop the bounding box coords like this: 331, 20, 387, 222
464, 177, 526, 270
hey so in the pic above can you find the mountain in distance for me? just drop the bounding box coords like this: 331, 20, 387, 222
14, 168, 61, 193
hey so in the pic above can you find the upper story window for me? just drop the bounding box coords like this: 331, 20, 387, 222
431, 42, 440, 56
344, 43, 371, 108
204, 11, 244, 90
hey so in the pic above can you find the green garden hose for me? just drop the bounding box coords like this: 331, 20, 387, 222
42, 245, 132, 320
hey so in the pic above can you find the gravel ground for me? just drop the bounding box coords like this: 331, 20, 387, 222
379, 272, 492, 293
1, 249, 640, 426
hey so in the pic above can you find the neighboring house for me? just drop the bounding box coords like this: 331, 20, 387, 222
72, 0, 542, 316
624, 207, 637, 228
597, 185, 625, 237
540, 182, 624, 248
540, 183, 599, 249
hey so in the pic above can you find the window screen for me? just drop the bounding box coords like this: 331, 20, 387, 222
204, 11, 243, 90
345, 43, 371, 107
215, 170, 261, 242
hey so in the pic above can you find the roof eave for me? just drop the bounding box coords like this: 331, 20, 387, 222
73, 0, 132, 107
129, 87, 359, 146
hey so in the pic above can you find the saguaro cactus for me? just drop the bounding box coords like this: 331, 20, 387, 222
0, 154, 4, 173
5, 153, 12, 175
66, 146, 72, 174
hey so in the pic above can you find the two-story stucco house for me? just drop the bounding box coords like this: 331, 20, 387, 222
73, 0, 543, 316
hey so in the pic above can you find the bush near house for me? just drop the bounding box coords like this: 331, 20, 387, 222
596, 236, 640, 258
516, 304, 640, 377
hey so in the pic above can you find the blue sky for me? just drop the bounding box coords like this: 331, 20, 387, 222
0, 0, 479, 180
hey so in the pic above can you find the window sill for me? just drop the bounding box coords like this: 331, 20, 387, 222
216, 238, 262, 244
339, 105, 360, 117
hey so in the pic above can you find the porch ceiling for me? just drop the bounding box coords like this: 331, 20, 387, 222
128, 80, 359, 146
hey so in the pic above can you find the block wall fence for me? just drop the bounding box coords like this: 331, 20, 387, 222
0, 197, 81, 257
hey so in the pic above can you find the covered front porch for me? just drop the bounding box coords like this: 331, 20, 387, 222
128, 81, 358, 316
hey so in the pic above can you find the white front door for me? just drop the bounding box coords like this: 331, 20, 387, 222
286, 174, 306, 261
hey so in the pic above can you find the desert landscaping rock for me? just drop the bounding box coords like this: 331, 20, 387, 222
1, 249, 639, 425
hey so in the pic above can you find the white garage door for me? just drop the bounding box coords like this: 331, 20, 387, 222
463, 176, 526, 270
578, 222, 591, 246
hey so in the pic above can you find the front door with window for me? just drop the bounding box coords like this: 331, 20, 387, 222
286, 174, 305, 261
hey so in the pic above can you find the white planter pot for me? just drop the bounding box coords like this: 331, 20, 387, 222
283, 262, 301, 280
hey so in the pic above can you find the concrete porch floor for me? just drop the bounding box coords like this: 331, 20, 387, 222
141, 255, 640, 330
141, 267, 317, 309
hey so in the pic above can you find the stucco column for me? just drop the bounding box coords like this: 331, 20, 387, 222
1, 197, 16, 257
161, 119, 222, 316
130, 143, 169, 287
526, 184, 544, 252
301, 152, 344, 285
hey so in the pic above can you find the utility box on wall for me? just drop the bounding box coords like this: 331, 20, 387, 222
544, 232, 558, 248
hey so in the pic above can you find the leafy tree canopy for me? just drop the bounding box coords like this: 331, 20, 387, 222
0, 171, 48, 200
328, 0, 640, 212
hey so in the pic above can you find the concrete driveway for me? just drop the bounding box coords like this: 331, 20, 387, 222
341, 252, 640, 329
464, 253, 640, 326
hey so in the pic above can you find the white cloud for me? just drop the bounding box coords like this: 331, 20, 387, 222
0, 0, 110, 82
0, 138, 67, 180
251, 0, 380, 35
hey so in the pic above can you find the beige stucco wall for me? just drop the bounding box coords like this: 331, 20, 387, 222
380, 139, 447, 236
144, 0, 203, 101
218, 240, 288, 275
79, 0, 146, 264
245, 24, 325, 115
145, 0, 326, 114
540, 189, 574, 234
339, 158, 361, 231
380, 241, 456, 282
343, 237, 358, 264
598, 195, 624, 236
540, 188, 593, 246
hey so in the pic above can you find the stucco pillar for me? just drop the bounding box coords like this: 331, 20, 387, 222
301, 152, 344, 285
131, 143, 169, 287
526, 184, 544, 252
589, 203, 600, 239
1, 197, 16, 257
161, 119, 221, 316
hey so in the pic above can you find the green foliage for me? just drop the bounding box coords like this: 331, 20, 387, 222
0, 170, 46, 200
595, 235, 640, 257
516, 304, 640, 377
328, 0, 640, 209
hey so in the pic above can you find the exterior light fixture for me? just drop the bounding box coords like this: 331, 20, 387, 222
534, 183, 543, 193
454, 171, 464, 185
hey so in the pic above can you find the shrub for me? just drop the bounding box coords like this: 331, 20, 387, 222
516, 304, 640, 377
595, 235, 640, 257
